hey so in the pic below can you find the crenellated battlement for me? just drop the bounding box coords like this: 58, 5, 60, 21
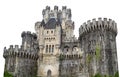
21, 31, 38, 50
4, 45, 20, 52
79, 18, 117, 36
3, 45, 20, 58
60, 54, 82, 60
3, 45, 38, 60
21, 31, 37, 39
42, 6, 72, 23
3, 31, 38, 60
35, 21, 41, 29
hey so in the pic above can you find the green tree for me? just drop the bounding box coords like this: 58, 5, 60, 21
4, 71, 13, 77
104, 75, 107, 77
114, 71, 119, 77
94, 73, 102, 77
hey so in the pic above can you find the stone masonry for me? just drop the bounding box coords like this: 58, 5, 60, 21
3, 6, 118, 77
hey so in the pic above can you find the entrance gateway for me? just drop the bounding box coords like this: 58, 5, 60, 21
47, 70, 51, 77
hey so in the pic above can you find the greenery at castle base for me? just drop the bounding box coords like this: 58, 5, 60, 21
4, 71, 13, 77
114, 71, 119, 77
93, 73, 101, 77
92, 71, 119, 77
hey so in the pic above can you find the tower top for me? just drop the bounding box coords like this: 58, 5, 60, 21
79, 18, 117, 36
42, 6, 72, 23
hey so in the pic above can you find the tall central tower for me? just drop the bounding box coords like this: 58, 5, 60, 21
79, 18, 118, 76
35, 6, 74, 77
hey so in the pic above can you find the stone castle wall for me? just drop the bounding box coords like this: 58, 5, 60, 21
3, 6, 119, 77
3, 31, 39, 77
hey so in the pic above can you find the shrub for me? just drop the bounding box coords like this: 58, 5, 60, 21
94, 73, 102, 77
114, 71, 119, 77
4, 71, 13, 77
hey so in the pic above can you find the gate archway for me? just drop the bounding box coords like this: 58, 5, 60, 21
47, 69, 52, 77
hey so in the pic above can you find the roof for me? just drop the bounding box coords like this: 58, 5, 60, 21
43, 18, 61, 29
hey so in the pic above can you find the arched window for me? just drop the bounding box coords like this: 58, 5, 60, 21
72, 46, 78, 54
52, 45, 54, 52
47, 31, 49, 34
73, 46, 78, 52
49, 45, 51, 53
46, 45, 48, 53
63, 46, 69, 53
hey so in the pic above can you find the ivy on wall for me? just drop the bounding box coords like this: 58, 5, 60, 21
86, 54, 92, 64
95, 43, 100, 60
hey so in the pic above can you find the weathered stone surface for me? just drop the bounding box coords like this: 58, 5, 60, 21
3, 6, 118, 77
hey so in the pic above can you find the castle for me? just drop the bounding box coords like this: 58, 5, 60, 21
3, 6, 118, 77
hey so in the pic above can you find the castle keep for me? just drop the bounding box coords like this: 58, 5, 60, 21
3, 6, 118, 77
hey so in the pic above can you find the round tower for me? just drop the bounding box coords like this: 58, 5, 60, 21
79, 18, 118, 76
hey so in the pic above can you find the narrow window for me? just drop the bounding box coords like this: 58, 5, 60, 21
46, 45, 48, 53
52, 45, 54, 52
49, 45, 51, 53
47, 31, 49, 34
66, 48, 68, 52
51, 31, 53, 34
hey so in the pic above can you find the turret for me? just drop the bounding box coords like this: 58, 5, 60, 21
54, 5, 58, 11
79, 18, 117, 37
62, 6, 67, 19
79, 18, 118, 76
42, 6, 50, 23
54, 5, 58, 19
66, 9, 71, 20
42, 6, 72, 24
21, 31, 37, 51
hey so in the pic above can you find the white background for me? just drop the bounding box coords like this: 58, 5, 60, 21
0, 0, 120, 77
